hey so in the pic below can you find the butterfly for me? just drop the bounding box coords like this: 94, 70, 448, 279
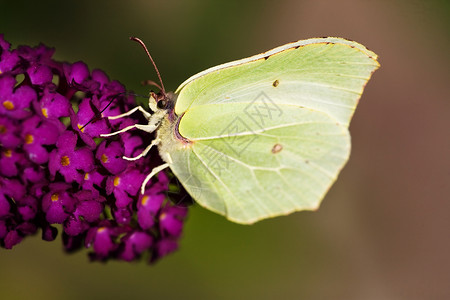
103, 37, 379, 224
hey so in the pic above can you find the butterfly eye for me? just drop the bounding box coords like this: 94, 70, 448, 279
157, 99, 168, 109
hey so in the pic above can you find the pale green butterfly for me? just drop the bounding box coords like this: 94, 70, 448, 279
103, 37, 379, 224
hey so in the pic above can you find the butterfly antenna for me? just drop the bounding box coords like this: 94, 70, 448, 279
141, 79, 164, 91
130, 36, 166, 95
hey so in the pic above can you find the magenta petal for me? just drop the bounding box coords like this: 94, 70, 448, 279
42, 184, 73, 224
5, 85, 36, 119
120, 169, 145, 195
69, 111, 97, 148
37, 89, 71, 119
42, 225, 58, 241
114, 189, 133, 208
155, 238, 178, 259
22, 166, 45, 184
0, 149, 25, 177
137, 209, 155, 230
106, 167, 145, 198
92, 69, 109, 89
0, 194, 11, 218
0, 34, 10, 49
81, 168, 105, 193
72, 147, 94, 172
92, 227, 116, 257
0, 220, 7, 238
25, 143, 50, 164
45, 201, 69, 224
75, 200, 103, 222
64, 215, 89, 236
48, 149, 59, 177
4, 230, 22, 249
33, 120, 61, 144
0, 117, 22, 148
96, 141, 127, 175
120, 231, 153, 261
159, 205, 188, 237
65, 61, 90, 84
27, 63, 53, 85
16, 222, 37, 235
56, 131, 77, 151
160, 213, 183, 237
0, 49, 19, 73
17, 196, 38, 220
75, 97, 110, 138
0, 75, 15, 98
122, 134, 144, 158
113, 206, 132, 224
2, 179, 26, 200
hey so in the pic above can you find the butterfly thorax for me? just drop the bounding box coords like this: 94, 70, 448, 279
155, 93, 192, 164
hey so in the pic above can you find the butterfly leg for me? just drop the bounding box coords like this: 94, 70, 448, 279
100, 122, 159, 137
123, 138, 160, 161
100, 124, 140, 137
107, 106, 152, 120
141, 163, 170, 194
101, 108, 166, 137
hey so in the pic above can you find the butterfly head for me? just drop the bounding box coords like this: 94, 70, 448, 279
149, 90, 176, 113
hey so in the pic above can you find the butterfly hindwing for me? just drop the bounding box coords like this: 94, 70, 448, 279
170, 103, 349, 224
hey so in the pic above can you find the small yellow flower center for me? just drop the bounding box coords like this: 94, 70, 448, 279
51, 193, 59, 202
84, 173, 90, 180
3, 149, 12, 157
160, 212, 167, 220
41, 108, 49, 118
60, 155, 70, 166
97, 227, 106, 233
141, 195, 150, 206
101, 154, 109, 163
0, 125, 6, 134
3, 100, 14, 110
24, 134, 34, 144
77, 123, 85, 133
113, 176, 120, 187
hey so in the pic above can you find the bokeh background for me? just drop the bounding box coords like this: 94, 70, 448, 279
1, 0, 449, 299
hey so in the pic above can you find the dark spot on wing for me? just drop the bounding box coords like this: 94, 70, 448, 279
271, 144, 283, 154
272, 80, 279, 87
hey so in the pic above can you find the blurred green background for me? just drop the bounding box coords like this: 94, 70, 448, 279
1, 0, 450, 299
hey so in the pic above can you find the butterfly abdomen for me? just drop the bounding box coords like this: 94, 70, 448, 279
156, 112, 192, 164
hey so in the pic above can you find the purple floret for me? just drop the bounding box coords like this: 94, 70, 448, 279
48, 131, 95, 183
22, 116, 61, 164
0, 75, 36, 119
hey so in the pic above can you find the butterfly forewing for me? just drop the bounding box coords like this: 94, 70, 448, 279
165, 38, 379, 223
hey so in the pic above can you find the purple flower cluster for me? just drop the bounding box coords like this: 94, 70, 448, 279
0, 35, 188, 262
